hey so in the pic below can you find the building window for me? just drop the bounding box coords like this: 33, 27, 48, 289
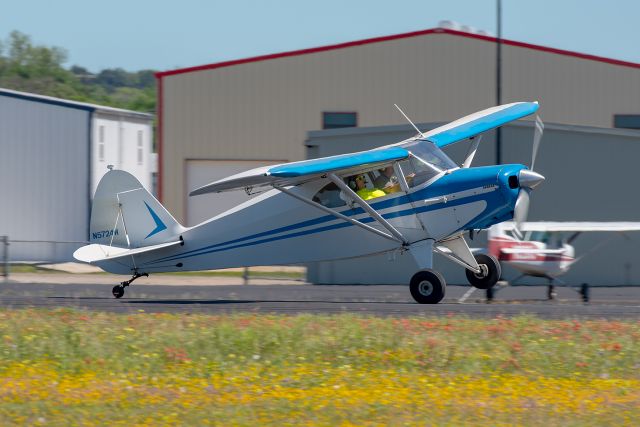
137, 130, 144, 165
614, 114, 640, 129
98, 125, 105, 162
323, 112, 357, 129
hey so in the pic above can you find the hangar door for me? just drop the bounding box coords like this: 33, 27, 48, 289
185, 160, 282, 227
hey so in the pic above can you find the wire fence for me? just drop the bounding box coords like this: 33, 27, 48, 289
1, 236, 8, 283
0, 236, 306, 284
1, 238, 89, 283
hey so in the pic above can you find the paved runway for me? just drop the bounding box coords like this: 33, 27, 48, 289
2, 280, 639, 318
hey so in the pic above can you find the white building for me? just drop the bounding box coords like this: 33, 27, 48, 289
0, 88, 155, 262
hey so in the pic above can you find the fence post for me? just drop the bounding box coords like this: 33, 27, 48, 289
1, 236, 8, 283
243, 267, 249, 285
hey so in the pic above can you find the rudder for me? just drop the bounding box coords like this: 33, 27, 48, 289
89, 170, 185, 249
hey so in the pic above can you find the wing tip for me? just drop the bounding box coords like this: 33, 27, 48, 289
189, 186, 213, 197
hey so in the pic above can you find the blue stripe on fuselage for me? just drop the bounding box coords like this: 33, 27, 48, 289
148, 165, 524, 265
144, 192, 496, 266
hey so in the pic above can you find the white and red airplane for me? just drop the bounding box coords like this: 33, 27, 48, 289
486, 221, 640, 299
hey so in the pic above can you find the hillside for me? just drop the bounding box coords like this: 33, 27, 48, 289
0, 31, 155, 113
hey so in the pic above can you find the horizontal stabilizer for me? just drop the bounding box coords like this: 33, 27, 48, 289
190, 146, 409, 195
73, 240, 182, 263
425, 102, 539, 148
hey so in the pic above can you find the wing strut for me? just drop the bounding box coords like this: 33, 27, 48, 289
273, 185, 402, 243
116, 191, 136, 269
462, 135, 482, 168
328, 173, 409, 245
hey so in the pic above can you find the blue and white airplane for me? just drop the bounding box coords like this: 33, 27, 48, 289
74, 101, 545, 303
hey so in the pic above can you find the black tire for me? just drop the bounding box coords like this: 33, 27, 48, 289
112, 285, 125, 299
466, 254, 501, 290
410, 269, 446, 304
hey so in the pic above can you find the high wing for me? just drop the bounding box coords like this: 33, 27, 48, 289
501, 221, 640, 232
190, 101, 538, 196
190, 146, 409, 195
423, 101, 539, 148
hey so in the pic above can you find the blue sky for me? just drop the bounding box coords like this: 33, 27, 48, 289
2, 0, 638, 72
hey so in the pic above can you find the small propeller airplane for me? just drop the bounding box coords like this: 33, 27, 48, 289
74, 101, 545, 303
486, 221, 640, 299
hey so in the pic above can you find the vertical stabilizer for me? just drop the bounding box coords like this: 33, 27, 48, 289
89, 170, 184, 248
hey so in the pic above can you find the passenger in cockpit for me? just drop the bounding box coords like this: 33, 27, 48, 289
374, 166, 401, 194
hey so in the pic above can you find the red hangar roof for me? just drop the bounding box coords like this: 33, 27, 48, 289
155, 27, 640, 79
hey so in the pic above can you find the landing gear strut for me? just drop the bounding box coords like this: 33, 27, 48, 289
112, 272, 148, 299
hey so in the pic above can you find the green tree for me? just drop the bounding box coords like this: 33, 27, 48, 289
0, 30, 156, 113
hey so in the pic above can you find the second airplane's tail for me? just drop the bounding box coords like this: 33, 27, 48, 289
74, 170, 186, 265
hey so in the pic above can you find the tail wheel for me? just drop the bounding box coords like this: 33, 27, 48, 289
112, 285, 125, 299
466, 254, 501, 290
410, 269, 446, 304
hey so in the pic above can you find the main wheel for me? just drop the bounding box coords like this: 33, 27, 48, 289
410, 269, 446, 304
112, 285, 125, 299
466, 254, 501, 290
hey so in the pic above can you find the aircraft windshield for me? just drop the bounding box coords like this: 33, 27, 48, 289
398, 140, 458, 188
404, 140, 458, 170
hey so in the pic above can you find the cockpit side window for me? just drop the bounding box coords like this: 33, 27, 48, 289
397, 155, 442, 188
530, 231, 550, 244
312, 182, 346, 208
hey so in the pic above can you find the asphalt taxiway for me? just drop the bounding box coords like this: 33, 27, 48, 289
1, 277, 639, 318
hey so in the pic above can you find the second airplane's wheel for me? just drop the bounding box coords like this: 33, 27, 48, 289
112, 285, 125, 299
410, 269, 446, 304
466, 254, 501, 290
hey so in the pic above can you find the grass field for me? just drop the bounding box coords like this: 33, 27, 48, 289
0, 309, 638, 426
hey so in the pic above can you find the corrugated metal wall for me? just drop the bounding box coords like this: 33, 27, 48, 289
0, 95, 90, 262
160, 30, 640, 224
305, 122, 640, 286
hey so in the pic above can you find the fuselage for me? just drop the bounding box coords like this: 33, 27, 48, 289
97, 162, 528, 275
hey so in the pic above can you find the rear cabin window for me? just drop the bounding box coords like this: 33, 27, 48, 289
312, 183, 346, 208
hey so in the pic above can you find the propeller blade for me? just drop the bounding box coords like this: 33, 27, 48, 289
514, 188, 531, 236
531, 115, 544, 171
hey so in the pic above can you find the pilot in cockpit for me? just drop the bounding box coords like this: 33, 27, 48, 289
350, 174, 385, 201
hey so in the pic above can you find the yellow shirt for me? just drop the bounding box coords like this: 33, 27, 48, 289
356, 187, 386, 200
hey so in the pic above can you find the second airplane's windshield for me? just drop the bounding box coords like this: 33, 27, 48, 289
398, 140, 458, 187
